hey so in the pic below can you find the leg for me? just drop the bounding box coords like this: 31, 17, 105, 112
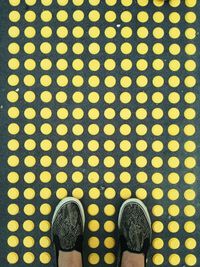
51, 197, 85, 267
59, 251, 82, 267
118, 198, 152, 267
121, 251, 144, 267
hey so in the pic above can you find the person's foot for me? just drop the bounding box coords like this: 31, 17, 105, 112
51, 197, 85, 266
118, 198, 152, 265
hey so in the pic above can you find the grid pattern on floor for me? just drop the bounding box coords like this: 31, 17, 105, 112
0, 0, 199, 266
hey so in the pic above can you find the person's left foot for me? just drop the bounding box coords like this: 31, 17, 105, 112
118, 198, 152, 266
51, 197, 85, 265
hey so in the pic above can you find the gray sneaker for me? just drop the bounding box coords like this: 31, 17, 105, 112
51, 197, 85, 266
118, 198, 152, 266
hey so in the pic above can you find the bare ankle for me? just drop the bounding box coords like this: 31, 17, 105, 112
58, 251, 82, 267
121, 251, 145, 267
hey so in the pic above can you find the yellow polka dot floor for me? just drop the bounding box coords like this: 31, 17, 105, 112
1, 0, 199, 266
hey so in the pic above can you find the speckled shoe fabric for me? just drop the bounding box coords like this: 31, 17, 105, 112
118, 198, 152, 266
51, 197, 85, 266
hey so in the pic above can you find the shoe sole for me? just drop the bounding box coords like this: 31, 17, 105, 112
118, 198, 152, 238
51, 196, 85, 231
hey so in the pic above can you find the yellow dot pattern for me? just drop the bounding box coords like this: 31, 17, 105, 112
3, 0, 199, 266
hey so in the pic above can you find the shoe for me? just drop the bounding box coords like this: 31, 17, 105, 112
118, 198, 152, 266
51, 197, 85, 266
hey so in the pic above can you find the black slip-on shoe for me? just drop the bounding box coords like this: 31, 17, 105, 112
118, 198, 152, 266
51, 197, 85, 267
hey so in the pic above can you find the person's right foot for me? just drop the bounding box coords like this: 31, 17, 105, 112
51, 197, 85, 266
118, 198, 152, 264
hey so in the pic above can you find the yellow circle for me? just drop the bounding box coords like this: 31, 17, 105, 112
152, 188, 163, 200
7, 252, 19, 264
136, 172, 148, 183
23, 252, 35, 264
56, 10, 68, 22
57, 0, 68, 5
104, 237, 115, 249
104, 172, 115, 183
88, 237, 100, 248
168, 172, 180, 184
153, 11, 164, 23
88, 204, 99, 216
136, 124, 147, 136
39, 220, 51, 232
168, 221, 179, 233
135, 156, 147, 168
40, 188, 52, 200
7, 235, 19, 247
104, 220, 115, 232
184, 189, 196, 201
135, 188, 147, 200
184, 205, 196, 217
88, 172, 99, 184
72, 188, 84, 199
152, 254, 164, 265
152, 238, 164, 249
185, 238, 196, 250
7, 172, 19, 184
119, 171, 131, 184
88, 220, 100, 232
153, 43, 164, 55
23, 236, 35, 248
40, 252, 51, 264
39, 236, 51, 248
104, 253, 115, 264
24, 172, 36, 184
7, 139, 19, 151
152, 221, 164, 233
185, 28, 196, 40
185, 44, 196, 55
8, 204, 19, 215
168, 189, 179, 200
56, 172, 67, 184
40, 203, 51, 215
137, 11, 148, 23
152, 205, 164, 217
89, 188, 100, 199
24, 204, 35, 216
184, 172, 196, 185
40, 42, 51, 54
24, 188, 35, 200
40, 171, 51, 183
88, 253, 100, 265
23, 220, 34, 232
168, 238, 180, 249
104, 204, 115, 216
168, 205, 180, 217
41, 0, 53, 5
169, 254, 180, 266
8, 43, 20, 54
7, 220, 19, 232
120, 188, 132, 199
9, 26, 20, 38
56, 188, 68, 199
184, 221, 196, 233
185, 254, 197, 266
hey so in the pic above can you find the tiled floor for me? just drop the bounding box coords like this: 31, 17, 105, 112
1, 0, 199, 266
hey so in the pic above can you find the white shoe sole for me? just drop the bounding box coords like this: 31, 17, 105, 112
51, 197, 85, 230
118, 198, 152, 239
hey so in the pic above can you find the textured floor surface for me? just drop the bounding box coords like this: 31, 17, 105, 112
0, 0, 199, 266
